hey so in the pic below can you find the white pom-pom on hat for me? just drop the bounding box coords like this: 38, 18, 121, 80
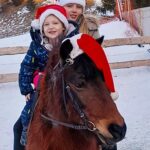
58, 0, 86, 10
31, 19, 40, 30
111, 91, 119, 101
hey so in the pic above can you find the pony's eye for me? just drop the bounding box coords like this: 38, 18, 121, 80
75, 79, 86, 88
72, 74, 86, 88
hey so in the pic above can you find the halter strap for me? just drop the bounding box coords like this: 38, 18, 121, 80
41, 114, 88, 130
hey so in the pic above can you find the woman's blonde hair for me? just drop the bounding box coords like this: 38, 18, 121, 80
77, 14, 100, 39
78, 15, 90, 34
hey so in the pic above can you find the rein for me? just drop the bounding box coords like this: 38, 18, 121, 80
41, 60, 108, 146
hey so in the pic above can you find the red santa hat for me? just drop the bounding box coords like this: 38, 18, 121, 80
58, 0, 86, 10
31, 4, 69, 33
62, 33, 119, 100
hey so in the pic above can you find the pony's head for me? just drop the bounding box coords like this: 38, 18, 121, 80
57, 34, 126, 146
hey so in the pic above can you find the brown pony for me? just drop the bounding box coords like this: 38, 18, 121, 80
26, 36, 126, 150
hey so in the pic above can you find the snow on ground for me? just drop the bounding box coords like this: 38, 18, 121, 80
0, 82, 24, 150
113, 67, 150, 150
0, 33, 31, 48
104, 44, 150, 63
99, 20, 150, 63
0, 20, 150, 149
99, 20, 140, 39
0, 54, 25, 74
0, 66, 150, 150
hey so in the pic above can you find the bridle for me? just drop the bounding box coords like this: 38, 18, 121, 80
41, 59, 110, 146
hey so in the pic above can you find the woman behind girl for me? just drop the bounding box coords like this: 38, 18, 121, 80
58, 0, 100, 39
58, 2, 118, 149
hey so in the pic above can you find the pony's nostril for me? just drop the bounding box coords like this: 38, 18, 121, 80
108, 123, 127, 141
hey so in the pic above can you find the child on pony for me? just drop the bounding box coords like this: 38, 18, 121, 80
14, 4, 79, 150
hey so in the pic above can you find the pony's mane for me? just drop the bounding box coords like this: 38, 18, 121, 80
38, 47, 62, 113
44, 47, 60, 81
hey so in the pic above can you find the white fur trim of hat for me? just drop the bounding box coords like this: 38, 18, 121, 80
58, 0, 86, 9
62, 33, 84, 60
39, 9, 69, 33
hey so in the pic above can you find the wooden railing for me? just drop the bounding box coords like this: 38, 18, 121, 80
0, 46, 28, 56
0, 36, 150, 83
102, 36, 150, 47
1, 36, 150, 55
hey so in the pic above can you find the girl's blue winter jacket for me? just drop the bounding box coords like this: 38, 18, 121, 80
19, 21, 79, 95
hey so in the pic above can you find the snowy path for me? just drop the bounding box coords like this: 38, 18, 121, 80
0, 82, 24, 150
0, 66, 150, 150
114, 67, 150, 150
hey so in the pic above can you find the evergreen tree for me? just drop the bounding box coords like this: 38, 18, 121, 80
11, 0, 22, 6
27, 0, 36, 11
101, 0, 116, 11
133, 0, 150, 9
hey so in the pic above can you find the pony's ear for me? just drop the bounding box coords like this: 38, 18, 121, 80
60, 39, 73, 60
96, 36, 104, 45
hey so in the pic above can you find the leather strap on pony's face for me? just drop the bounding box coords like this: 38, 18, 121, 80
65, 84, 109, 146
41, 60, 110, 146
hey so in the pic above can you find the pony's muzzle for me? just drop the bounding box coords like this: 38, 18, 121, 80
108, 123, 127, 142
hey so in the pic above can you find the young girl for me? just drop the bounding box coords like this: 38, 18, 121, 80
13, 4, 79, 149
58, 0, 100, 39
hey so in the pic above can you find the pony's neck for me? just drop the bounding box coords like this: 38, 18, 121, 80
45, 48, 60, 72
46, 127, 99, 150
